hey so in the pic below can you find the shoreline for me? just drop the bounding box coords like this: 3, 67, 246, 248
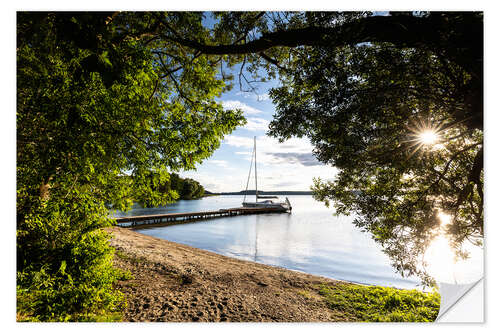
118, 223, 419, 291
107, 226, 440, 322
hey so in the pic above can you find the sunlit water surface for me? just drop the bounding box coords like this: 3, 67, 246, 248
113, 195, 483, 289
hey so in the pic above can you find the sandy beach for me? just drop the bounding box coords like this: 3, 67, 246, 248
108, 226, 356, 322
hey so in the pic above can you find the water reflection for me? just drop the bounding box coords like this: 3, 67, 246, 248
423, 212, 483, 284
115, 195, 482, 289
424, 235, 483, 285
425, 235, 458, 283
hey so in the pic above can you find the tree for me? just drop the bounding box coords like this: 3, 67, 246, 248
269, 40, 482, 284
267, 13, 483, 285
179, 178, 205, 199
169, 173, 183, 194
17, 12, 244, 320
162, 11, 483, 284
139, 173, 205, 201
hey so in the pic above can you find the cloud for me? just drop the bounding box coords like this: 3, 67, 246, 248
224, 135, 255, 148
207, 159, 230, 168
224, 135, 323, 168
179, 170, 246, 193
272, 180, 303, 187
235, 92, 270, 101
243, 117, 269, 131
224, 135, 313, 154
193, 135, 339, 192
222, 100, 262, 115
265, 152, 322, 166
256, 93, 270, 101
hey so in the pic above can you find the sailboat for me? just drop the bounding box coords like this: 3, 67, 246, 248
242, 136, 292, 212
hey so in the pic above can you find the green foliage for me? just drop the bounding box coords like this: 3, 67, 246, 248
158, 173, 205, 200
180, 177, 205, 200
318, 283, 440, 322
130, 172, 206, 205
17, 12, 244, 321
16, 229, 126, 321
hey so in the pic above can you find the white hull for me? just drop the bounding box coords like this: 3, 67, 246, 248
242, 198, 291, 212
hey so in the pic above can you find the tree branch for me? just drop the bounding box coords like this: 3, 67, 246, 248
163, 14, 480, 73
259, 52, 289, 71
408, 142, 482, 210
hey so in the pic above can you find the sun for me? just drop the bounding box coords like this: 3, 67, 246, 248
418, 130, 439, 145
404, 118, 445, 158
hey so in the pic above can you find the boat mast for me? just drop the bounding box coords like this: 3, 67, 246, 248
254, 136, 258, 202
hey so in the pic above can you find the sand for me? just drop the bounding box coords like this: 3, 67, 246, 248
107, 226, 354, 322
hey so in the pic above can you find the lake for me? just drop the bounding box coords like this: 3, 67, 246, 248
113, 195, 483, 290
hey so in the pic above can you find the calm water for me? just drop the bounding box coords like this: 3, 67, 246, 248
114, 195, 425, 289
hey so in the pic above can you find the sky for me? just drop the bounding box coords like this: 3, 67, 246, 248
179, 73, 338, 193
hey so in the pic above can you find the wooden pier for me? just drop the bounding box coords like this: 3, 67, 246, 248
114, 206, 288, 227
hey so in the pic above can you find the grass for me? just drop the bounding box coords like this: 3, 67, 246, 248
317, 282, 440, 322
297, 290, 315, 299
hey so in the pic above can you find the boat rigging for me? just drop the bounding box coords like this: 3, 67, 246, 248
242, 136, 292, 212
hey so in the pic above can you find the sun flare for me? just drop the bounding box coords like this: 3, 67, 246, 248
404, 119, 445, 158
418, 130, 439, 145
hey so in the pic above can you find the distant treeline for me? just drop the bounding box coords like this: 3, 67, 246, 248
126, 173, 206, 202
213, 190, 313, 195
169, 173, 205, 200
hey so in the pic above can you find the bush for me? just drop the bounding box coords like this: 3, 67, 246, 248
16, 196, 126, 321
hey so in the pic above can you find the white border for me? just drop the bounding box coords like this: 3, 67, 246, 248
3, 1, 498, 332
